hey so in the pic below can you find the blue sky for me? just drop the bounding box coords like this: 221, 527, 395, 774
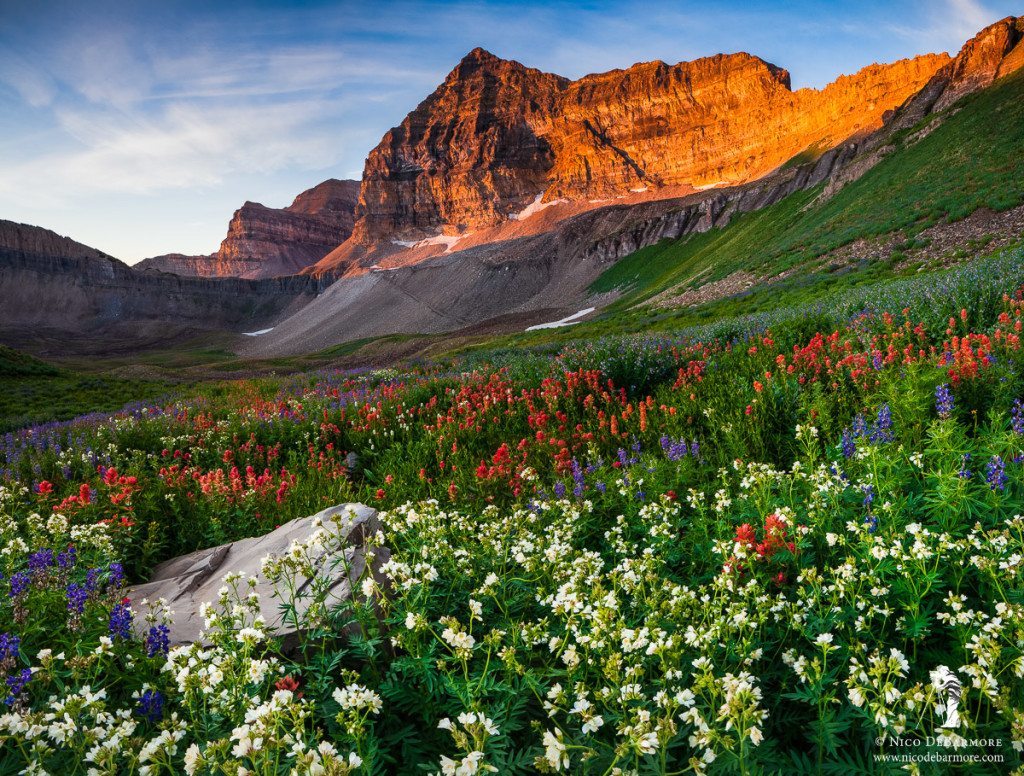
0, 0, 1017, 263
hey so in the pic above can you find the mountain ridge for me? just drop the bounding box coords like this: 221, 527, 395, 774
4, 15, 1024, 362
137, 178, 359, 279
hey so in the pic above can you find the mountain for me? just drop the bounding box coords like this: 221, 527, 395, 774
137, 179, 359, 279
310, 47, 948, 276
0, 219, 326, 353
245, 16, 1024, 357
5, 16, 1023, 361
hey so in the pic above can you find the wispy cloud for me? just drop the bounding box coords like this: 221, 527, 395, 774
0, 0, 1017, 262
0, 101, 346, 204
946, 0, 997, 36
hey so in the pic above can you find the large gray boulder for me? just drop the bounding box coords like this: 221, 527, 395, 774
128, 503, 388, 645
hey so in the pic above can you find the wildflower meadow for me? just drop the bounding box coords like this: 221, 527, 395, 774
3, 255, 1024, 773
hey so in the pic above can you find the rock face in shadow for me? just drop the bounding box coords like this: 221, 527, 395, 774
314, 47, 948, 275
127, 503, 387, 646
0, 220, 327, 340
139, 179, 360, 279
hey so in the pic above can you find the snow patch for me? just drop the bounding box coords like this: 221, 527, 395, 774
526, 307, 596, 331
509, 194, 568, 221
417, 233, 465, 251
391, 232, 470, 254
694, 181, 726, 191
243, 328, 274, 337
629, 187, 649, 193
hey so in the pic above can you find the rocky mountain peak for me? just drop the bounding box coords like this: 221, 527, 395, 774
287, 179, 360, 217
934, 15, 1024, 109
316, 45, 948, 275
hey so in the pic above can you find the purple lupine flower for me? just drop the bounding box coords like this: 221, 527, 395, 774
145, 625, 170, 658
869, 405, 894, 443
935, 383, 954, 419
553, 481, 566, 499
958, 454, 973, 480
617, 448, 629, 467
27, 549, 54, 575
986, 455, 1008, 492
4, 668, 31, 706
872, 352, 884, 371
595, 481, 607, 494
1012, 399, 1024, 435
136, 689, 164, 722
57, 546, 77, 570
0, 633, 19, 664
108, 603, 132, 640
570, 459, 585, 498
862, 484, 874, 510
85, 568, 102, 592
660, 435, 671, 452
570, 459, 584, 480
689, 441, 699, 458
107, 562, 125, 589
852, 413, 868, 437
662, 437, 689, 462
66, 583, 88, 615
9, 572, 30, 598
840, 429, 856, 459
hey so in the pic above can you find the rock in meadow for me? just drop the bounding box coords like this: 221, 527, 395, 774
128, 503, 388, 646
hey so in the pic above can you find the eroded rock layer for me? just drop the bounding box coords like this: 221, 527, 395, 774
139, 179, 360, 279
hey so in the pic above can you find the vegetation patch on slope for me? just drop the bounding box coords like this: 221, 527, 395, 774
0, 346, 171, 434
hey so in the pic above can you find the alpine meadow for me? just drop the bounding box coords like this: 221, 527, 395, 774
2, 4, 1024, 774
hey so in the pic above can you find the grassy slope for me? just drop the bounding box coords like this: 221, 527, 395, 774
0, 346, 170, 434
589, 67, 1024, 320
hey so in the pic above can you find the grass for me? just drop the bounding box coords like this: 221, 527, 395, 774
0, 346, 171, 434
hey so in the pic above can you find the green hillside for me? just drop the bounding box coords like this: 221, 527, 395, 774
0, 346, 170, 433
